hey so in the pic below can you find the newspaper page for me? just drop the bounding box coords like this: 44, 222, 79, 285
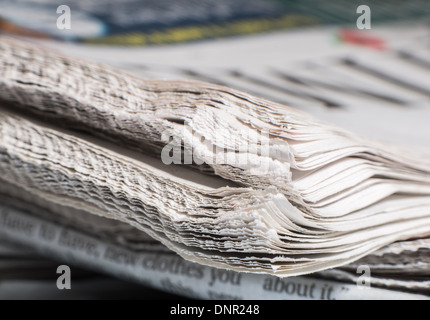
0, 205, 427, 300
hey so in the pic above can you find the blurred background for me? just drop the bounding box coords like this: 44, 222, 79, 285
1, 0, 430, 44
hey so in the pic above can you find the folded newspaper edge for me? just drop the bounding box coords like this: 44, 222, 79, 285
1, 37, 430, 280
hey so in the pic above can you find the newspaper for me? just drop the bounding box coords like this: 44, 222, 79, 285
1, 35, 430, 289
0, 204, 427, 300
2, 14, 430, 298
49, 23, 430, 148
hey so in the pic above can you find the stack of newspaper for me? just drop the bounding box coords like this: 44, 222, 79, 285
0, 25, 430, 299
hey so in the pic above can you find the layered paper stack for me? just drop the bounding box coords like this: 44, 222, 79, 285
1, 37, 430, 295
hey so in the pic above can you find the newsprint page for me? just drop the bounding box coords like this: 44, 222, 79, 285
1, 0, 430, 307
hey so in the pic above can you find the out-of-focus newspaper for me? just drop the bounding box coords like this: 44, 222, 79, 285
1, 205, 428, 300
1, 2, 430, 300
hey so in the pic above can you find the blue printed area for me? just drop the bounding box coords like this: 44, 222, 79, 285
0, 0, 429, 43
